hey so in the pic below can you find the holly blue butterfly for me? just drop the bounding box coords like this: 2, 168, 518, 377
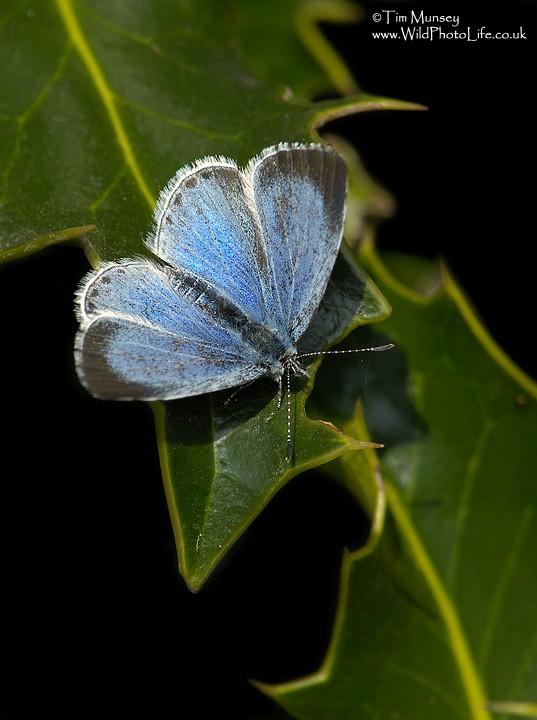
75, 143, 392, 460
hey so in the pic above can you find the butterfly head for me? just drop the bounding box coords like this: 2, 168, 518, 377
277, 351, 308, 380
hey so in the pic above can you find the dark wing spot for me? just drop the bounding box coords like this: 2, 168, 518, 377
183, 175, 199, 189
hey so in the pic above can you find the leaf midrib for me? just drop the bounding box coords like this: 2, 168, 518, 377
387, 482, 491, 720
55, 0, 155, 209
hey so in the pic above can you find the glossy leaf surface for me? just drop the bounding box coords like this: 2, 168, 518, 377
0, 1, 419, 588
269, 240, 537, 718
153, 248, 390, 589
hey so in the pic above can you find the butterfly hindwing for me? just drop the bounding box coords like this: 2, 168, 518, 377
75, 260, 265, 400
77, 316, 265, 401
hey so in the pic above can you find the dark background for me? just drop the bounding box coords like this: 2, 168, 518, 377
1, 2, 535, 718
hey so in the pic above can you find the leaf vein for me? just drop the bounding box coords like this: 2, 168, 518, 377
446, 421, 494, 591
388, 662, 468, 718
55, 0, 154, 208
77, 3, 155, 49
113, 92, 241, 141
478, 503, 535, 672
89, 165, 126, 214
387, 482, 491, 720
1, 44, 71, 199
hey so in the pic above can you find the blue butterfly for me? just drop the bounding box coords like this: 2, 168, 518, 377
75, 143, 391, 460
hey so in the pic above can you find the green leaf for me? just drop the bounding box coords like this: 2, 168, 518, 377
232, 0, 362, 98
266, 237, 537, 718
0, 2, 423, 588
0, 0, 421, 264
151, 247, 390, 590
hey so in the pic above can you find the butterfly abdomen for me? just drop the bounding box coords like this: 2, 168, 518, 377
167, 265, 292, 367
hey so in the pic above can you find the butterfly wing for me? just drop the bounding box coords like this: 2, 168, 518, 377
146, 158, 279, 331
146, 144, 346, 348
246, 144, 347, 343
76, 144, 347, 400
75, 260, 266, 400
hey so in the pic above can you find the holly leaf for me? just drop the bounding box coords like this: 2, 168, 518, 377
0, 1, 424, 588
0, 0, 421, 264
266, 237, 537, 718
151, 246, 390, 590
232, 0, 362, 98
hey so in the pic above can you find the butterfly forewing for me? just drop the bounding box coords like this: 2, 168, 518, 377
248, 144, 346, 343
146, 160, 274, 328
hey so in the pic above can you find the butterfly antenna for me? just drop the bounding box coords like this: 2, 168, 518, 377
286, 363, 293, 464
297, 343, 395, 359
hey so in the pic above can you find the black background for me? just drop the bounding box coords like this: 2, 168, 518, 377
0, 3, 535, 718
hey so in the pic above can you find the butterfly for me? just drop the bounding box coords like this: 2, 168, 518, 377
75, 143, 392, 461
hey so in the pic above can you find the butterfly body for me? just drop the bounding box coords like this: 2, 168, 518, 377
75, 143, 347, 402
167, 265, 295, 376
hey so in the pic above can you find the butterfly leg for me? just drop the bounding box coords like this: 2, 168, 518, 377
286, 363, 293, 463
277, 373, 284, 409
223, 378, 258, 407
